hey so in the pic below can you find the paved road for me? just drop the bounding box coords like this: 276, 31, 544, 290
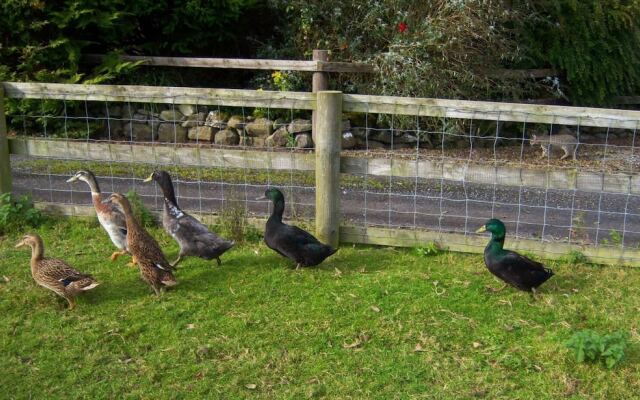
11, 163, 640, 248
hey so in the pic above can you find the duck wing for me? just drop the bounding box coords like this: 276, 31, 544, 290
268, 223, 334, 266
169, 212, 234, 258
36, 258, 95, 288
494, 250, 554, 290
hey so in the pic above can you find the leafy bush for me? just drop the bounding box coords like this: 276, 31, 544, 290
562, 250, 589, 265
565, 329, 630, 369
520, 0, 640, 105
125, 190, 156, 228
266, 0, 532, 101
0, 193, 46, 235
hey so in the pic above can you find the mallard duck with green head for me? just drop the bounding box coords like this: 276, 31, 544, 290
143, 170, 234, 267
260, 187, 337, 269
476, 218, 553, 297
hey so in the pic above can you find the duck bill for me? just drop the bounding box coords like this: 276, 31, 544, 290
475, 226, 487, 233
66, 176, 78, 183
255, 195, 266, 201
14, 240, 26, 248
142, 173, 154, 183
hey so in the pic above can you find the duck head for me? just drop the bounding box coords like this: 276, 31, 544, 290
144, 170, 177, 205
15, 233, 42, 249
67, 170, 100, 192
476, 218, 506, 239
258, 187, 285, 203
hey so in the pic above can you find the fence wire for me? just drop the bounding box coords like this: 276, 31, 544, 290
341, 108, 640, 258
8, 94, 316, 224
6, 90, 640, 263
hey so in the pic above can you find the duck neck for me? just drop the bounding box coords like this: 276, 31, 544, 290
158, 178, 178, 207
486, 234, 505, 256
30, 239, 44, 261
268, 199, 285, 224
118, 199, 141, 232
82, 175, 100, 196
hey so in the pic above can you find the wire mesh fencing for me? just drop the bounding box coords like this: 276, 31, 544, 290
338, 103, 640, 261
6, 89, 318, 225
5, 82, 640, 264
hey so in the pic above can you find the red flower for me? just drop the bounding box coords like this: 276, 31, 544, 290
398, 22, 408, 33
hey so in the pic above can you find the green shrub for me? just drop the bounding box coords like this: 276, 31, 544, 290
267, 0, 531, 101
0, 193, 46, 235
520, 0, 640, 105
562, 250, 589, 265
565, 329, 630, 369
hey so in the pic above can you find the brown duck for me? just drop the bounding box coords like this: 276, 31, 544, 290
15, 233, 100, 309
108, 193, 177, 295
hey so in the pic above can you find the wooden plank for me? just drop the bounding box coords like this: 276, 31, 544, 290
83, 54, 374, 73
339, 155, 640, 195
9, 137, 640, 195
0, 85, 11, 194
339, 225, 640, 267
343, 94, 640, 130
315, 91, 342, 247
8, 138, 316, 171
2, 82, 316, 110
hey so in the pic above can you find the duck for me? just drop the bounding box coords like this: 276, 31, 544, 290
143, 170, 234, 267
476, 218, 554, 297
15, 233, 100, 309
260, 187, 337, 269
108, 193, 177, 295
66, 170, 130, 263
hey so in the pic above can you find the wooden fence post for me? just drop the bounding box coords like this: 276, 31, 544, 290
312, 50, 329, 143
0, 85, 11, 195
315, 90, 342, 247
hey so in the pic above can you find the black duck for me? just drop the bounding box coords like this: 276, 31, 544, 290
476, 218, 553, 297
260, 187, 337, 269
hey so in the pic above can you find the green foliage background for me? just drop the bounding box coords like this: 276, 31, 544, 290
1, 0, 640, 105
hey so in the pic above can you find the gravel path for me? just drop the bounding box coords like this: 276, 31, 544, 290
12, 166, 640, 248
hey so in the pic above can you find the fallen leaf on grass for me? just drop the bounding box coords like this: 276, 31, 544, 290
370, 305, 380, 313
343, 333, 370, 349
2, 276, 9, 283
334, 267, 342, 277
186, 324, 195, 330
472, 342, 482, 349
245, 384, 257, 390
414, 343, 426, 352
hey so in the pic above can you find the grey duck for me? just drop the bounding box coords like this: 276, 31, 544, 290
144, 170, 234, 267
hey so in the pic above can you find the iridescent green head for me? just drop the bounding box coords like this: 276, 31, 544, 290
263, 187, 284, 203
476, 218, 506, 239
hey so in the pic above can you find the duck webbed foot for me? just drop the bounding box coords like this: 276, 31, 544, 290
110, 250, 127, 262
487, 283, 508, 293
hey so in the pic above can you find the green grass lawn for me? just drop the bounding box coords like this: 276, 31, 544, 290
1, 218, 639, 399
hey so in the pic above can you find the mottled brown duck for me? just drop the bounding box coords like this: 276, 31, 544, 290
15, 233, 99, 309
108, 193, 177, 295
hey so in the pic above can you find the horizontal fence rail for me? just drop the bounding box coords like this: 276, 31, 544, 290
83, 54, 375, 73
2, 82, 316, 110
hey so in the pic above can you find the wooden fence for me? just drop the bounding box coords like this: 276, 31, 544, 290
3, 81, 640, 266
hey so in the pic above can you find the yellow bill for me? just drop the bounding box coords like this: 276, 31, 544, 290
143, 173, 154, 183
475, 226, 486, 233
